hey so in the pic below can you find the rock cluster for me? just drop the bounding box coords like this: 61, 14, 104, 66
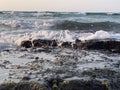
0, 79, 109, 90
20, 39, 120, 53
0, 82, 47, 90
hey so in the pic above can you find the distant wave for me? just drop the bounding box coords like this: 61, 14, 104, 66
53, 20, 120, 30
86, 12, 108, 15
85, 12, 120, 16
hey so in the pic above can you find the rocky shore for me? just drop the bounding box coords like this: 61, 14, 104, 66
0, 79, 110, 90
0, 38, 120, 90
21, 39, 120, 53
1, 68, 120, 90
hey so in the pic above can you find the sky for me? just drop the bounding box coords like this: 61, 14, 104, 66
0, 0, 120, 12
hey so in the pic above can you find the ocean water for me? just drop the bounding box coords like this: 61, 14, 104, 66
0, 11, 120, 83
0, 11, 120, 49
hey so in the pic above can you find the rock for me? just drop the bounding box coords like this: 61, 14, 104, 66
61, 42, 72, 48
0, 82, 47, 90
0, 82, 16, 90
32, 39, 43, 47
35, 57, 39, 60
14, 82, 47, 90
20, 39, 120, 53
61, 79, 109, 90
81, 68, 119, 79
32, 39, 57, 48
22, 76, 31, 81
84, 40, 120, 52
73, 39, 82, 49
46, 78, 109, 90
51, 40, 58, 47
81, 68, 120, 90
20, 40, 32, 48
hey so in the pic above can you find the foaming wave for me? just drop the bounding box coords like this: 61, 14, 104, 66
1, 30, 120, 48
14, 30, 120, 46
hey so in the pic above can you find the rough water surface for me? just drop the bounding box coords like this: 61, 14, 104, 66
0, 11, 120, 90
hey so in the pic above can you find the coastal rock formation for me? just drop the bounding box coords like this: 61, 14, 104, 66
45, 78, 109, 90
20, 39, 120, 53
84, 40, 120, 53
0, 82, 47, 90
61, 80, 109, 90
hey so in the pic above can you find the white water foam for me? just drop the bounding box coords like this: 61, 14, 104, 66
0, 30, 120, 50
15, 30, 120, 45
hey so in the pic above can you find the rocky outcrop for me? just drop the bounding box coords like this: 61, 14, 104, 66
0, 82, 47, 90
45, 78, 109, 90
20, 39, 120, 53
61, 80, 109, 90
84, 40, 120, 52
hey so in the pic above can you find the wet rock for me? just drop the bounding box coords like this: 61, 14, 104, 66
0, 82, 47, 90
73, 39, 82, 49
61, 42, 72, 48
83, 40, 120, 53
22, 76, 31, 81
81, 68, 120, 90
20, 40, 32, 48
62, 79, 109, 90
46, 77, 109, 90
81, 68, 119, 79
32, 39, 43, 47
32, 39, 57, 48
35, 57, 39, 60
20, 39, 120, 53
0, 82, 16, 90
45, 77, 63, 89
3, 60, 11, 64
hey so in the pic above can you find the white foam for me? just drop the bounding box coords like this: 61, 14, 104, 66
79, 30, 111, 41
1, 30, 120, 47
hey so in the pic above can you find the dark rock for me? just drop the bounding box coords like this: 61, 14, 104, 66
73, 39, 82, 49
61, 42, 72, 48
20, 40, 32, 48
14, 82, 47, 90
81, 68, 119, 79
82, 40, 120, 53
61, 80, 109, 90
32, 39, 57, 48
21, 39, 120, 53
0, 82, 16, 90
45, 77, 63, 88
0, 82, 47, 90
32, 39, 43, 47
35, 57, 39, 60
22, 76, 31, 81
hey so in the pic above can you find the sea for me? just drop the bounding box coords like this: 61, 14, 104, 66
0, 11, 120, 84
